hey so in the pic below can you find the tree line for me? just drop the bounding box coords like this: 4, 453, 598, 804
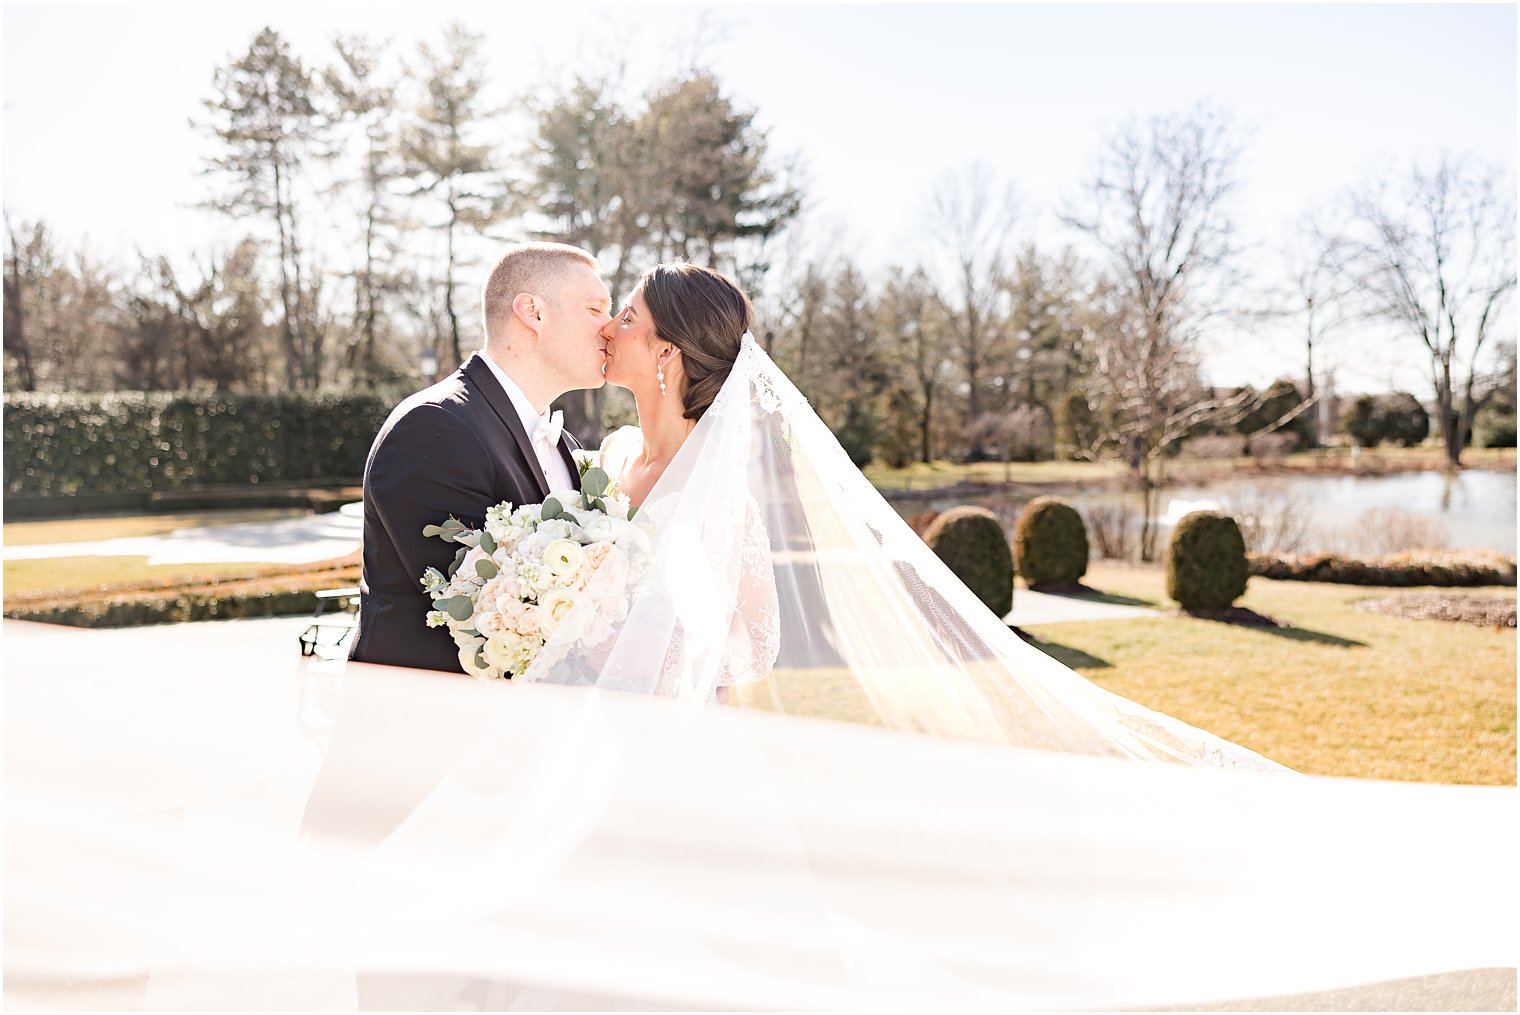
5, 24, 1515, 519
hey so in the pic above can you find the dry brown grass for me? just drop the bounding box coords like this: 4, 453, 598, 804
2, 508, 313, 547
733, 563, 1515, 785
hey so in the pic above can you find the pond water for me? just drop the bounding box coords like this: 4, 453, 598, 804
892, 469, 1517, 557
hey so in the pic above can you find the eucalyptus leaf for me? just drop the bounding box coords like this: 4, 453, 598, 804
474, 646, 488, 670
475, 558, 499, 580
591, 496, 607, 513
422, 524, 444, 538
541, 497, 563, 520
446, 596, 474, 622
627, 504, 638, 520
447, 545, 467, 577
581, 466, 609, 498
479, 530, 496, 555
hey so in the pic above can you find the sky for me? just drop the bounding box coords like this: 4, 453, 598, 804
3, 2, 1515, 393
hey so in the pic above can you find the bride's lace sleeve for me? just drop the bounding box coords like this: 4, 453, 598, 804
715, 493, 780, 689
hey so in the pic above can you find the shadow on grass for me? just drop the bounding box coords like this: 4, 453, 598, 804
1261, 625, 1367, 648
1015, 631, 1113, 670
1068, 590, 1160, 609
1023, 581, 1162, 609
1173, 607, 1367, 648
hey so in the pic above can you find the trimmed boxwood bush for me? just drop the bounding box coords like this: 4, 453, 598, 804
1013, 496, 1089, 587
923, 506, 1014, 618
3, 390, 395, 501
1167, 511, 1249, 609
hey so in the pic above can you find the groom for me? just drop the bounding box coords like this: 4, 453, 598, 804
349, 242, 611, 673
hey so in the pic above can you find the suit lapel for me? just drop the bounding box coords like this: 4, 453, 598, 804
461, 353, 550, 500
556, 432, 581, 490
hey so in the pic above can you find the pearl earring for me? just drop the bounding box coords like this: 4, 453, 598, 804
656, 361, 666, 396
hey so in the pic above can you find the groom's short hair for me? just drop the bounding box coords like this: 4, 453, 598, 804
482, 242, 599, 340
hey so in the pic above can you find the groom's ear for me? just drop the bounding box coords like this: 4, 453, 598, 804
510, 292, 543, 334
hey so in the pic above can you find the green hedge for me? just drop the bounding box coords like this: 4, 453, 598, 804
1249, 552, 1517, 588
4, 588, 325, 628
1013, 496, 1089, 587
4, 391, 394, 500
1166, 511, 1249, 609
924, 506, 1015, 618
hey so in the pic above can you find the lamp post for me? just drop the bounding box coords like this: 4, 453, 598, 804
420, 349, 439, 384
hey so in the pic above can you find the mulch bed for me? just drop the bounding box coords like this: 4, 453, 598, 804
1170, 606, 1286, 628
1354, 592, 1518, 628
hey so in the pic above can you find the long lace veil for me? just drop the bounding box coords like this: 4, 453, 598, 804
534, 335, 1282, 771
6, 339, 1514, 1010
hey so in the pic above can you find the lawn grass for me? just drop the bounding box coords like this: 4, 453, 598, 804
863, 459, 1121, 489
734, 562, 1515, 786
2, 508, 313, 547
3, 555, 296, 598
1027, 564, 1514, 784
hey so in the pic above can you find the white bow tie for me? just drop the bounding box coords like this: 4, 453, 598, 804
532, 409, 564, 451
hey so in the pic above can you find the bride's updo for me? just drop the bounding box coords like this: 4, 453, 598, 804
635, 262, 753, 421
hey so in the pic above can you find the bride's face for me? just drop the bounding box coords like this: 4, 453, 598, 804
600, 290, 672, 394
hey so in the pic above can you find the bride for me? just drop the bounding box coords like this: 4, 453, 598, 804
539, 260, 1281, 770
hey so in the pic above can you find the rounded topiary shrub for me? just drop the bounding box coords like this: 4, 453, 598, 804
1013, 496, 1089, 587
1166, 511, 1249, 609
923, 506, 1014, 618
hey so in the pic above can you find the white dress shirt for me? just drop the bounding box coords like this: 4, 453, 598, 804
479, 352, 576, 494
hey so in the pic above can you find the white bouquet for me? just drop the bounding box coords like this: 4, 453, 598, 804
419, 455, 652, 680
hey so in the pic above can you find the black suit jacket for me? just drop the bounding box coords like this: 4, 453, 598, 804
349, 353, 582, 673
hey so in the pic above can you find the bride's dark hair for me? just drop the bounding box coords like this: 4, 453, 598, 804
635, 262, 753, 421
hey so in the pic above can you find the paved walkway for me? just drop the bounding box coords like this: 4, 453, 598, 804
3, 503, 364, 565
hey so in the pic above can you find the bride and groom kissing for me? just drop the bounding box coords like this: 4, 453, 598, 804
348, 242, 750, 682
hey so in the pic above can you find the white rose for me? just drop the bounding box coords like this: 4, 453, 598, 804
604, 492, 633, 519
475, 609, 507, 636
459, 545, 491, 578
457, 640, 493, 680
537, 518, 578, 543
577, 512, 617, 543
543, 538, 586, 581
584, 544, 631, 601
514, 603, 544, 638
536, 587, 586, 638
613, 519, 651, 559
482, 631, 527, 675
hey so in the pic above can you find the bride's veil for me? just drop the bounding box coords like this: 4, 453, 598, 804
6, 335, 1514, 1010
539, 335, 1283, 771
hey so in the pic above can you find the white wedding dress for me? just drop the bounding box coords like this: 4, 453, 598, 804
4, 337, 1516, 1010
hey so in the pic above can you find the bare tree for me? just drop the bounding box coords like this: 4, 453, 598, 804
1062, 104, 1251, 558
1279, 218, 1357, 447
877, 267, 948, 463
199, 27, 329, 390
1333, 154, 1516, 466
326, 33, 412, 388
925, 163, 1020, 460
404, 24, 506, 372
3, 213, 41, 391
